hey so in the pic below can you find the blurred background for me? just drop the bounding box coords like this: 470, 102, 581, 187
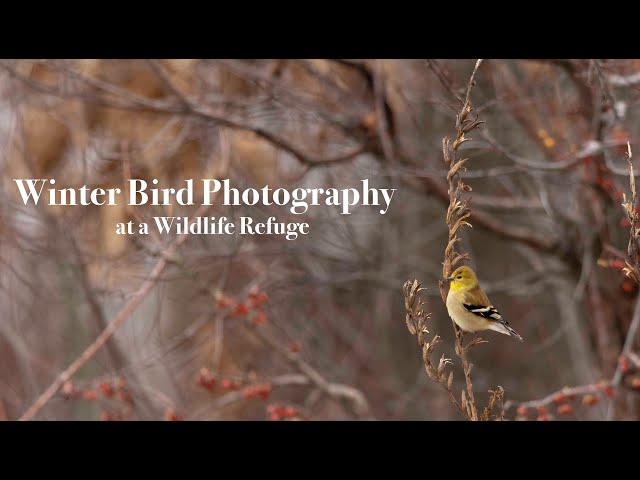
1, 59, 639, 420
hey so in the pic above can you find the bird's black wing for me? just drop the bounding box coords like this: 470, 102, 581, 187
462, 304, 503, 322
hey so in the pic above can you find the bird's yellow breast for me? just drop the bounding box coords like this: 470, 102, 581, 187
448, 280, 469, 293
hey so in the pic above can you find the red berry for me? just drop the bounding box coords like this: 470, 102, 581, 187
99, 381, 114, 398
221, 378, 239, 390
118, 390, 134, 405
216, 293, 235, 310
232, 303, 250, 317
164, 408, 181, 421
288, 342, 301, 353
266, 404, 283, 420
284, 406, 298, 418
595, 382, 615, 397
82, 389, 98, 401
257, 383, 272, 400
242, 387, 255, 399
197, 367, 216, 391
619, 356, 632, 374
248, 290, 269, 309
622, 280, 635, 294
100, 411, 112, 421
557, 404, 573, 416
516, 405, 528, 417
100, 410, 122, 421
582, 394, 599, 406
611, 260, 625, 270
620, 218, 632, 228
242, 383, 270, 400
256, 292, 268, 304
266, 403, 296, 420
630, 377, 640, 390
251, 312, 267, 326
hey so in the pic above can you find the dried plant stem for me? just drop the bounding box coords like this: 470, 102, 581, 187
402, 279, 503, 420
401, 61, 491, 421
438, 59, 484, 421
613, 143, 640, 389
403, 280, 466, 418
622, 142, 640, 283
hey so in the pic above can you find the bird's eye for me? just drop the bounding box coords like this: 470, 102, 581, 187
456, 275, 462, 280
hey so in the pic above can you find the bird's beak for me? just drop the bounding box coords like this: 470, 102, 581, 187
447, 275, 455, 281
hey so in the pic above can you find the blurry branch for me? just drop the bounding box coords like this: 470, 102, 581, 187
507, 144, 640, 420
505, 345, 640, 419
145, 60, 194, 107
607, 71, 640, 87
408, 173, 559, 252
243, 319, 373, 419
0, 61, 365, 168
481, 130, 601, 171
18, 203, 212, 421
194, 374, 310, 417
592, 60, 620, 122
20, 231, 187, 419
373, 61, 396, 162
483, 127, 634, 176
547, 60, 595, 120
426, 60, 462, 105
398, 100, 559, 251
66, 230, 156, 416
503, 381, 615, 417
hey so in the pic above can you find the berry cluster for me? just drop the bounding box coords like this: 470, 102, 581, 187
197, 367, 247, 392
266, 403, 301, 421
163, 408, 182, 421
60, 377, 134, 420
518, 354, 640, 420
242, 383, 272, 400
597, 257, 638, 295
216, 286, 269, 326
516, 382, 616, 421
197, 367, 272, 401
619, 355, 640, 390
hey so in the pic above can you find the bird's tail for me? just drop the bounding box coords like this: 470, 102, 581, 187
491, 321, 524, 342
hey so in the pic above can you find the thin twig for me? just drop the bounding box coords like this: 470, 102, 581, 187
18, 209, 206, 420
244, 321, 373, 419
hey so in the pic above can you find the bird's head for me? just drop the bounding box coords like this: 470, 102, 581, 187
447, 266, 479, 292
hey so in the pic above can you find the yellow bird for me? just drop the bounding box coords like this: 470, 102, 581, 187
446, 266, 523, 342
